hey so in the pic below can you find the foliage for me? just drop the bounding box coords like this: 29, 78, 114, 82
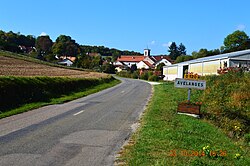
0, 77, 120, 119
0, 76, 115, 113
35, 35, 53, 58
202, 72, 250, 139
168, 42, 187, 60
0, 30, 35, 53
76, 54, 102, 69
223, 30, 249, 52
168, 42, 179, 60
175, 55, 193, 63
117, 70, 162, 81
178, 43, 186, 55
101, 63, 116, 74
80, 45, 141, 61
52, 35, 79, 56
156, 62, 165, 72
148, 75, 159, 81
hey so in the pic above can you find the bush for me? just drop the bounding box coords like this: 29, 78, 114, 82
140, 72, 149, 80
201, 72, 250, 138
148, 75, 159, 81
244, 133, 250, 143
0, 76, 114, 112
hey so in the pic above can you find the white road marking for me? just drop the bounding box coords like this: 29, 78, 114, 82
121, 91, 125, 93
73, 110, 85, 116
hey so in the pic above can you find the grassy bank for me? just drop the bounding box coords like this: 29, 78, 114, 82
118, 82, 249, 165
0, 76, 120, 119
202, 72, 250, 140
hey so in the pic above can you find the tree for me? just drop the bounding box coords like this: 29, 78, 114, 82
175, 55, 193, 63
223, 30, 249, 52
52, 35, 79, 56
36, 35, 53, 56
168, 42, 187, 60
168, 42, 179, 60
102, 63, 115, 74
192, 48, 209, 59
178, 43, 186, 55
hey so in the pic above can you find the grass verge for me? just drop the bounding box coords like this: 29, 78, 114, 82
118, 82, 249, 165
0, 78, 120, 119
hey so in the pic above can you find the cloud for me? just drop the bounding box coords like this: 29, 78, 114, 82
162, 42, 172, 48
150, 40, 156, 45
40, 32, 48, 36
236, 24, 246, 31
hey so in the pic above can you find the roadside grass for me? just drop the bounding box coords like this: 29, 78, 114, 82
0, 79, 120, 119
118, 82, 249, 165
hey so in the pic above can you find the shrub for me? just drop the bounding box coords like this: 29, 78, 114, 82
201, 72, 250, 138
148, 75, 159, 81
244, 133, 250, 143
140, 72, 149, 80
0, 76, 114, 112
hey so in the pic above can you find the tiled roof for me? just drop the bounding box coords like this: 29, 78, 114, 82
153, 55, 172, 62
143, 61, 154, 67
117, 55, 144, 62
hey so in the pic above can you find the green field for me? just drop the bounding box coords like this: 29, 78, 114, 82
118, 82, 250, 165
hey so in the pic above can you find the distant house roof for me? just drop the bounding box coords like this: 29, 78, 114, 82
117, 55, 144, 62
60, 56, 76, 62
143, 60, 154, 68
58, 58, 74, 66
153, 55, 172, 62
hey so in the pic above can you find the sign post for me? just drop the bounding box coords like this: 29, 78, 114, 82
188, 88, 191, 102
174, 76, 206, 116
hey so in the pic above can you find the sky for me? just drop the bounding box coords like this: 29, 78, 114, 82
0, 0, 250, 55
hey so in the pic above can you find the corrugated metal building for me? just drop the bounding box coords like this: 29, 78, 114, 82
163, 49, 250, 81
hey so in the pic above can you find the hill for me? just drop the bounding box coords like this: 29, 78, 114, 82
0, 51, 107, 78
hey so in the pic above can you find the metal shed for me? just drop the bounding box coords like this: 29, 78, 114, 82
163, 49, 250, 81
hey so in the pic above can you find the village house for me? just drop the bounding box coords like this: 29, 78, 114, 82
57, 56, 77, 66
114, 49, 172, 71
57, 58, 74, 66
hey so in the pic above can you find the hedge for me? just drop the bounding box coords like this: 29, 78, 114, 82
0, 76, 114, 112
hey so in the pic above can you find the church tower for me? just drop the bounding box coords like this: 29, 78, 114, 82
144, 48, 151, 57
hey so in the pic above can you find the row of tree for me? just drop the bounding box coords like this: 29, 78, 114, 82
172, 30, 250, 63
0, 30, 36, 52
0, 30, 141, 64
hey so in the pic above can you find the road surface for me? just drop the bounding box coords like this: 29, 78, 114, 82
0, 77, 152, 166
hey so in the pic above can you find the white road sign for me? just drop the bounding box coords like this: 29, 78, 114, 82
174, 78, 206, 90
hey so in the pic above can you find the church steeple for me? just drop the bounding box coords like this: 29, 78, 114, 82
144, 48, 151, 57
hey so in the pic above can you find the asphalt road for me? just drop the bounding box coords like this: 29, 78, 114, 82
0, 77, 152, 166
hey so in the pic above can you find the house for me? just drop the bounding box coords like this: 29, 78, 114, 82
137, 61, 154, 69
153, 56, 173, 67
163, 49, 250, 81
114, 49, 172, 71
115, 55, 145, 68
59, 56, 76, 62
58, 58, 74, 66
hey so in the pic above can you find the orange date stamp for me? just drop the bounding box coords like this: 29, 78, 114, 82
168, 149, 227, 157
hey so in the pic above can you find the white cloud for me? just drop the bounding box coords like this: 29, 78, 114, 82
40, 32, 48, 36
162, 42, 172, 48
236, 24, 246, 31
150, 40, 156, 45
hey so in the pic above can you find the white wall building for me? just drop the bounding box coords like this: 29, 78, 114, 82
163, 49, 250, 81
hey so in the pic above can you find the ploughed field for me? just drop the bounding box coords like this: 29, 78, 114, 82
0, 56, 107, 78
